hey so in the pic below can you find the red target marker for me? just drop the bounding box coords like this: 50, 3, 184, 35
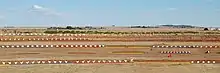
168, 53, 172, 58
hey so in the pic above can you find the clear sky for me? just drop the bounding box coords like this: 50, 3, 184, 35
0, 0, 219, 27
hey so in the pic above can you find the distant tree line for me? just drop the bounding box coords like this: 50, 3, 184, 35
47, 26, 104, 30
44, 30, 220, 34
160, 25, 197, 28
130, 26, 159, 28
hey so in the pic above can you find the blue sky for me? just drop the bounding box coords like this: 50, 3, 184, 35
0, 0, 219, 27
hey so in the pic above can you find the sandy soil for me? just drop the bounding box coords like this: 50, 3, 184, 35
0, 63, 220, 73
0, 28, 220, 73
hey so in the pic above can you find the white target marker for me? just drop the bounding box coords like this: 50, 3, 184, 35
59, 61, 62, 63
20, 62, 23, 64
119, 60, 122, 63
202, 61, 205, 63
108, 60, 112, 63
113, 60, 117, 63
2, 62, 5, 65
42, 61, 45, 64
56, 45, 59, 47
50, 45, 53, 47
130, 59, 134, 62
41, 45, 44, 47
207, 61, 210, 64
102, 60, 106, 63
197, 61, 200, 63
98, 60, 101, 63
87, 60, 90, 63
61, 45, 64, 47
89, 45, 92, 47
26, 61, 29, 64
31, 45, 34, 48
6, 45, 9, 48
99, 45, 102, 47
66, 45, 69, 47
82, 60, 85, 63
48, 61, 51, 63
213, 61, 216, 63
64, 61, 68, 63
14, 62, 18, 64
92, 60, 96, 63
46, 45, 49, 48
191, 61, 194, 63
8, 62, 12, 64
26, 45, 30, 48
36, 45, 39, 48
124, 60, 128, 62
31, 61, 35, 64
76, 61, 79, 63
53, 61, 57, 63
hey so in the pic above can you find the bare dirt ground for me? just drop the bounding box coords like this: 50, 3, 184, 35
0, 28, 220, 73
0, 63, 220, 73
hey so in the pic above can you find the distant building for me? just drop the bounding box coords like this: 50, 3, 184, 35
209, 27, 220, 31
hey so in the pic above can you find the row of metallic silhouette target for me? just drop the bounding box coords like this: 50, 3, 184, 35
153, 45, 219, 48
0, 44, 105, 48
0, 33, 86, 36
0, 38, 88, 41
0, 60, 217, 65
160, 51, 191, 54
0, 59, 132, 65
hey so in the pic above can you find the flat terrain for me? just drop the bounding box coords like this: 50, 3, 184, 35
0, 27, 220, 73
0, 63, 220, 73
